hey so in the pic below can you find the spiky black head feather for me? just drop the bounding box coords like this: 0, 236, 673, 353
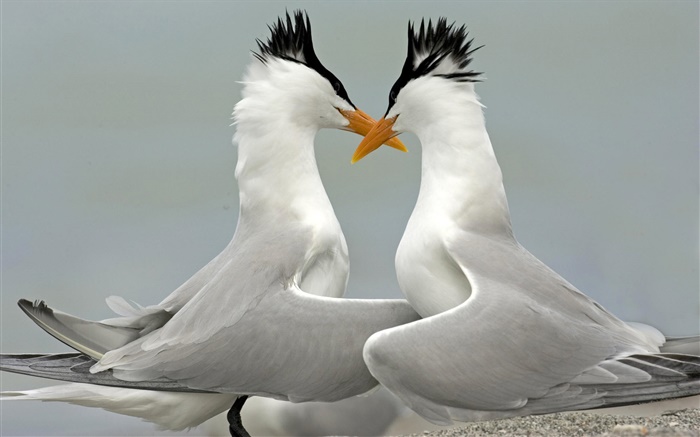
254, 10, 354, 107
387, 18, 482, 112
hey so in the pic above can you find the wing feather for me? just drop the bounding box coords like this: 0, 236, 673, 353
364, 231, 697, 424
95, 283, 419, 402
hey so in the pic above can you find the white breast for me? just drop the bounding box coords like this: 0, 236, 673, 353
395, 215, 471, 318
298, 208, 349, 299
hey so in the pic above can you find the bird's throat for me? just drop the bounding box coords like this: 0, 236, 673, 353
415, 114, 513, 237
235, 126, 337, 231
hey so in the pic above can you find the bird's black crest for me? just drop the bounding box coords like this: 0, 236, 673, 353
387, 18, 482, 112
254, 10, 353, 106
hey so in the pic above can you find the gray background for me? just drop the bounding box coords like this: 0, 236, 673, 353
1, 1, 698, 435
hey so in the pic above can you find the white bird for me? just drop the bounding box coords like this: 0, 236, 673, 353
351, 19, 700, 425
0, 11, 419, 436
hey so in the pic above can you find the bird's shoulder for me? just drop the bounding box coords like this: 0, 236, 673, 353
443, 230, 657, 350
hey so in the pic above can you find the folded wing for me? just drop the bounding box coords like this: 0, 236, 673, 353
364, 232, 700, 424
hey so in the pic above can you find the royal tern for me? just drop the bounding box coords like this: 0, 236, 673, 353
352, 19, 700, 425
1, 11, 419, 436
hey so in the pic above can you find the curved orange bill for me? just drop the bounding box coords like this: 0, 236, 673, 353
340, 109, 406, 154
351, 116, 399, 164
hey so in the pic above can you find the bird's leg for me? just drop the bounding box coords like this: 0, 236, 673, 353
227, 395, 250, 437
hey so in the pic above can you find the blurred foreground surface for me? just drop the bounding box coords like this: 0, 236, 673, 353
407, 401, 700, 437
199, 396, 700, 436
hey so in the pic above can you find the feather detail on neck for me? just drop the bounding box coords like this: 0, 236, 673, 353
396, 80, 513, 237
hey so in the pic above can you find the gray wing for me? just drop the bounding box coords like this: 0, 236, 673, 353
10, 240, 244, 362
94, 282, 420, 402
8, 224, 387, 402
0, 353, 212, 392
16, 300, 144, 359
364, 232, 699, 425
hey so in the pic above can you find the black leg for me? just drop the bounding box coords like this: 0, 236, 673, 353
227, 395, 250, 437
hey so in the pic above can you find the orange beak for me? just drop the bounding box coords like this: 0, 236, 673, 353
351, 116, 399, 164
339, 109, 406, 155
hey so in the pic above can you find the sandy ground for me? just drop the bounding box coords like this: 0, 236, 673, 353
400, 409, 700, 437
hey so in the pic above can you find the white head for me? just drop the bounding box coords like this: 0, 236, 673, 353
233, 11, 407, 149
352, 19, 482, 162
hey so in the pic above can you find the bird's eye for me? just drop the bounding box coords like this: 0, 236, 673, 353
333, 82, 341, 93
390, 91, 397, 102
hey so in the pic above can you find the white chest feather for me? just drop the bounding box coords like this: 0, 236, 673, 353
298, 214, 349, 298
393, 94, 512, 318
395, 217, 471, 318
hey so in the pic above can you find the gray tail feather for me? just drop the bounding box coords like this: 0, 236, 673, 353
17, 299, 141, 359
585, 353, 700, 410
584, 379, 700, 413
661, 335, 700, 355
0, 353, 213, 393
520, 353, 700, 417
619, 353, 700, 378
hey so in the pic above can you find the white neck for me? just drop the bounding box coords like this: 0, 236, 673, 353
393, 85, 513, 316
233, 119, 335, 229
411, 89, 513, 238
219, 59, 349, 299
230, 59, 346, 231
